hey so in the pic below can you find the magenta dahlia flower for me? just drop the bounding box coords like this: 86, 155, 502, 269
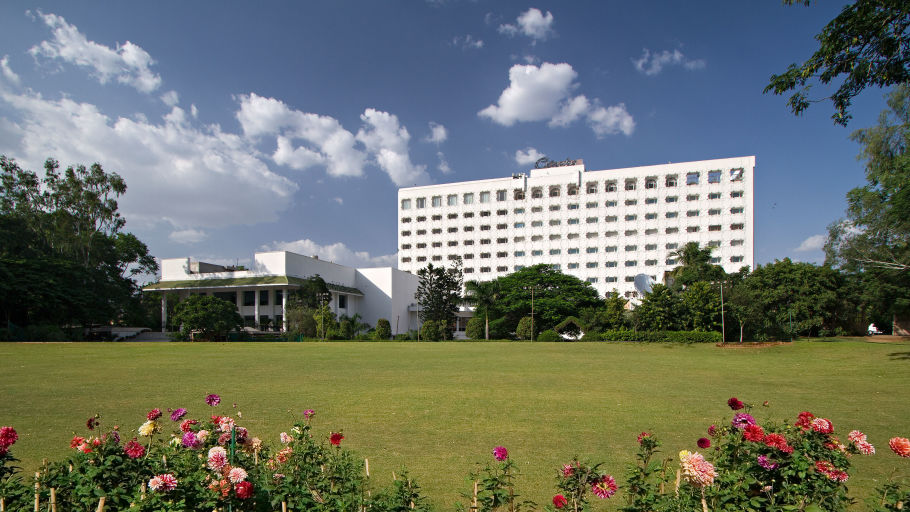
205, 394, 221, 406
591, 475, 617, 499
493, 446, 508, 461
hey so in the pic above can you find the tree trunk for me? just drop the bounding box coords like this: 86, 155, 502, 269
485, 312, 489, 340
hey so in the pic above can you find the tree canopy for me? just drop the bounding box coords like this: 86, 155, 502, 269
171, 295, 242, 341
416, 259, 463, 340
765, 0, 910, 125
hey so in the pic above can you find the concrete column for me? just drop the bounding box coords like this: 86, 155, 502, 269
254, 289, 260, 329
161, 294, 167, 333
282, 287, 288, 332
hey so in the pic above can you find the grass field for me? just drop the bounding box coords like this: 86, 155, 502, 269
1, 339, 908, 509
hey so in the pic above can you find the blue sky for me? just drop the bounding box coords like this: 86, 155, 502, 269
0, 1, 891, 273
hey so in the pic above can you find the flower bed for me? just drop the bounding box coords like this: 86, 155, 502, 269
0, 395, 907, 511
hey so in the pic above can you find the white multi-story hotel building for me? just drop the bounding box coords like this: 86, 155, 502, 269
397, 156, 755, 299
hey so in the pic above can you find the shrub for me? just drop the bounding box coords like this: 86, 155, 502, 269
598, 330, 722, 343
393, 333, 410, 341
25, 324, 67, 342
465, 316, 485, 340
536, 329, 561, 342
375, 318, 392, 340
488, 317, 512, 340
580, 331, 602, 341
420, 320, 444, 341
515, 316, 535, 341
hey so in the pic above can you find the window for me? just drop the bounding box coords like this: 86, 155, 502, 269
531, 220, 543, 227
707, 241, 721, 248
549, 185, 560, 197
497, 251, 508, 257
480, 210, 491, 217
708, 208, 721, 216
448, 227, 458, 233
513, 265, 524, 271
513, 236, 525, 242
605, 180, 617, 192
645, 177, 657, 189
401, 243, 411, 249
448, 213, 458, 219
448, 254, 460, 261
431, 214, 442, 220
605, 276, 618, 283
665, 259, 677, 265
625, 179, 637, 191
480, 191, 491, 203
587, 232, 599, 239
708, 192, 722, 200
401, 257, 411, 263
416, 216, 427, 222
625, 229, 638, 236
531, 187, 543, 198
448, 240, 458, 246
625, 214, 637, 221
497, 237, 508, 244
514, 251, 525, 257
401, 217, 411, 223
497, 266, 508, 272
625, 260, 638, 267
604, 216, 617, 222
497, 209, 508, 216
625, 278, 637, 285
666, 243, 678, 250
531, 250, 543, 256
243, 291, 255, 306
586, 201, 599, 208
514, 189, 525, 200
549, 204, 561, 211
586, 262, 599, 268
480, 239, 492, 244
586, 247, 598, 254
447, 194, 457, 206
605, 261, 618, 268
531, 235, 543, 241
586, 277, 598, 283
731, 207, 744, 214
568, 248, 580, 254
549, 234, 561, 240
416, 243, 427, 248
731, 255, 745, 263
531, 206, 543, 213
686, 172, 699, 185
687, 210, 699, 217
464, 267, 474, 274
432, 195, 442, 207
708, 170, 721, 183
605, 231, 618, 237
496, 189, 507, 201
605, 200, 617, 207
586, 182, 598, 193
432, 228, 442, 234
568, 263, 579, 269
665, 211, 678, 218
666, 227, 679, 234
645, 259, 658, 266
625, 244, 637, 251
666, 196, 678, 203
731, 191, 744, 198
480, 252, 491, 259
568, 203, 579, 210
730, 168, 744, 181
464, 240, 474, 245
687, 226, 700, 232
497, 223, 508, 230
549, 249, 561, 255
463, 193, 474, 204
645, 213, 657, 220
665, 175, 678, 187
731, 239, 745, 246
463, 253, 474, 259
401, 199, 412, 210
464, 226, 474, 232
432, 255, 442, 261
708, 225, 722, 231
645, 228, 658, 235
401, 230, 411, 236
480, 267, 491, 273
731, 223, 745, 230
645, 197, 657, 204
549, 219, 561, 226
645, 244, 657, 250
416, 197, 426, 208
568, 218, 580, 225
687, 194, 699, 201
567, 233, 579, 239
464, 212, 474, 218
432, 241, 442, 247
588, 217, 601, 223
511, 208, 525, 216
514, 222, 525, 228
625, 199, 638, 206
605, 246, 618, 252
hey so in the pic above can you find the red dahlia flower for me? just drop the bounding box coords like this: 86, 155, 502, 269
493, 446, 508, 461
743, 424, 765, 442
795, 411, 815, 429
697, 437, 711, 449
330, 432, 344, 445
552, 495, 568, 509
124, 438, 146, 458
890, 437, 910, 458
727, 397, 744, 410
235, 481, 254, 499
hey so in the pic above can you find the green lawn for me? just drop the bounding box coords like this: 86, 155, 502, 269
1, 340, 908, 509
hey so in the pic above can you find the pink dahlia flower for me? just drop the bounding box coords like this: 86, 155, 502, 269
848, 430, 867, 443
890, 437, 910, 458
207, 446, 228, 470
591, 475, 617, 499
149, 473, 177, 492
493, 446, 508, 461
811, 418, 833, 434
228, 466, 248, 483
206, 394, 221, 406
679, 450, 716, 487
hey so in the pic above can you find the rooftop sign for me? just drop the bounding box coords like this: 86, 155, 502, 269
535, 157, 579, 169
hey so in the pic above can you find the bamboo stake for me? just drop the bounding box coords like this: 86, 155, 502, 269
33, 472, 39, 512
364, 458, 370, 477
471, 481, 478, 512
96, 496, 105, 512
408, 479, 414, 509
50, 488, 57, 512
700, 489, 709, 512
141, 481, 147, 501
674, 469, 681, 496
392, 471, 397, 481
1, 496, 6, 511
281, 502, 287, 512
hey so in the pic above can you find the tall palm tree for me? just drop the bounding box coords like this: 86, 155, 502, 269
463, 280, 500, 340
667, 242, 724, 289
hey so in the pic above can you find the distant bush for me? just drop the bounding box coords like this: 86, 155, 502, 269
515, 317, 534, 340
595, 329, 722, 343
25, 324, 67, 342
465, 316, 485, 340
420, 320, 444, 341
374, 318, 391, 340
393, 333, 410, 341
536, 329, 561, 342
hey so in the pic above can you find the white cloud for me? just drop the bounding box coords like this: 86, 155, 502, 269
28, 11, 162, 93
479, 62, 634, 137
333, 197, 344, 205
515, 147, 544, 166
425, 121, 448, 144
452, 35, 484, 50
160, 90, 179, 107
795, 234, 827, 252
437, 151, 452, 174
632, 48, 706, 76
0, 88, 296, 230
261, 238, 397, 268
0, 56, 21, 86
169, 228, 207, 244
356, 108, 430, 186
236, 93, 366, 178
499, 8, 554, 43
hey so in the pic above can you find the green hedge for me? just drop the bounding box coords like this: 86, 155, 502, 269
590, 329, 722, 343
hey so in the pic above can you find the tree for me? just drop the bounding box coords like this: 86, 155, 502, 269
375, 318, 392, 340
420, 319, 444, 341
579, 292, 629, 332
170, 295, 242, 341
765, 0, 910, 125
416, 260, 463, 340
463, 280, 500, 340
515, 316, 535, 340
679, 281, 721, 332
0, 156, 157, 332
666, 242, 725, 290
465, 315, 485, 340
825, 85, 910, 327
633, 284, 682, 331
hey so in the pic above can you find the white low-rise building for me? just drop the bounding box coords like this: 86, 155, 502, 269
145, 251, 419, 335
397, 156, 755, 299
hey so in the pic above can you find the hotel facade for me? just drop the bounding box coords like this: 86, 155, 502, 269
397, 156, 755, 299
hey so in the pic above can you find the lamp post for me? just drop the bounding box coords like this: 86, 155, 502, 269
318, 291, 331, 341
720, 281, 725, 344
523, 284, 538, 341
